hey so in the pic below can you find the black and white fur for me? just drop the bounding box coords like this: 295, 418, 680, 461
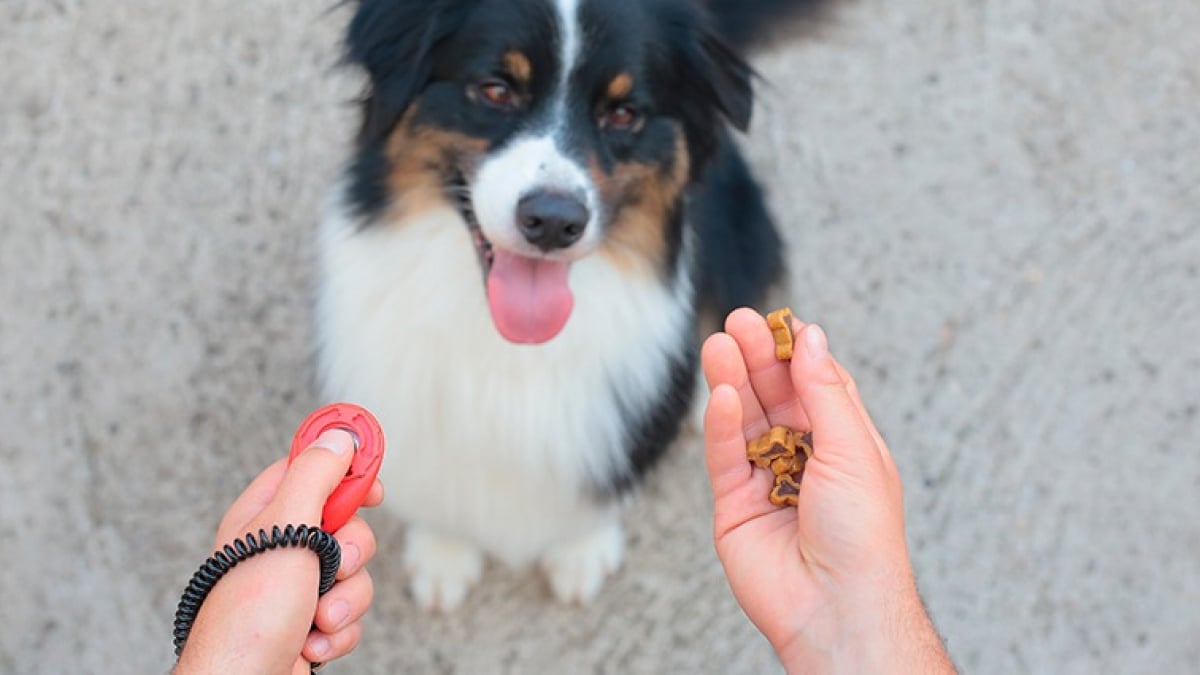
316, 0, 827, 610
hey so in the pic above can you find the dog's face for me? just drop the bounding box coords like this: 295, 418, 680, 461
347, 0, 754, 343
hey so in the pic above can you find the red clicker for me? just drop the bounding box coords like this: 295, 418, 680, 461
288, 403, 385, 533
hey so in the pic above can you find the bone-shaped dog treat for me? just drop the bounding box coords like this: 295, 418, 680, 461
795, 431, 814, 460
746, 425, 814, 507
767, 307, 795, 361
747, 426, 795, 469
770, 473, 803, 507
770, 456, 796, 476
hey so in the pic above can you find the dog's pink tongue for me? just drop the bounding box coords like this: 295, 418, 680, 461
486, 249, 574, 344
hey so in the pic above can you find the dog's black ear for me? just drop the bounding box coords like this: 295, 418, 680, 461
703, 0, 834, 52
694, 32, 755, 133
661, 14, 756, 170
683, 0, 837, 134
345, 0, 471, 144
671, 23, 755, 143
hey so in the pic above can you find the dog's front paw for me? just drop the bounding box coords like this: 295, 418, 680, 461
541, 519, 624, 605
403, 527, 484, 613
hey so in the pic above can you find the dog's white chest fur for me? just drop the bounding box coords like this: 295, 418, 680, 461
315, 193, 692, 568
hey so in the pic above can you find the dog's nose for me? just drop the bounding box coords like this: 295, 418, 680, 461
516, 191, 589, 252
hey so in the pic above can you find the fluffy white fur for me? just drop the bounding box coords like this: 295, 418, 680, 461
315, 187, 695, 608
554, 0, 583, 91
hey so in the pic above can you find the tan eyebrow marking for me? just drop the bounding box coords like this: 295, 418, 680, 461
607, 73, 634, 99
504, 51, 532, 84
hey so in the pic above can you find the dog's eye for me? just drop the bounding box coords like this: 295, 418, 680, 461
476, 79, 517, 109
601, 104, 640, 131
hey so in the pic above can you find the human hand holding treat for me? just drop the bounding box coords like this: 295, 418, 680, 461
702, 309, 955, 674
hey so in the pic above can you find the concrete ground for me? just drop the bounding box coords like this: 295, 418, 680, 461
2, 0, 1197, 672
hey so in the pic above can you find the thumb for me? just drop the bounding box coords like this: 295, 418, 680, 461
790, 325, 883, 473
271, 428, 357, 524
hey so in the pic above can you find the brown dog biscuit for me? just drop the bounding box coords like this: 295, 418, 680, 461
795, 431, 814, 460
746, 426, 795, 469
769, 456, 794, 476
747, 424, 813, 507
767, 308, 795, 361
769, 473, 802, 507
787, 453, 809, 476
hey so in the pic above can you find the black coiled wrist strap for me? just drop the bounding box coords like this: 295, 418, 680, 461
173, 524, 341, 672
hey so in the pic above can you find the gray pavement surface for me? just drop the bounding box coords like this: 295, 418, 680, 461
2, 1, 1197, 673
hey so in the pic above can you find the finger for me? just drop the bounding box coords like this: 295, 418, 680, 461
821, 359, 881, 450
334, 516, 377, 580
705, 384, 789, 541
271, 429, 357, 524
303, 621, 363, 664
363, 479, 384, 508
831, 358, 901, 490
725, 308, 811, 431
704, 384, 754, 497
314, 568, 373, 634
830, 361, 889, 455
791, 325, 885, 474
701, 331, 769, 437
216, 457, 289, 543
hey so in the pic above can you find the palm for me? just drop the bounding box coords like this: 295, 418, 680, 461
711, 428, 852, 645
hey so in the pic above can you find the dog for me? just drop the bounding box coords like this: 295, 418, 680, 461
315, 0, 829, 611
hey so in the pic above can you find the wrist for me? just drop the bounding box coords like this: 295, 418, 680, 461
175, 549, 319, 675
775, 565, 955, 675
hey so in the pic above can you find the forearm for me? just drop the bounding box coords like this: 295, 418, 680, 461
778, 574, 956, 675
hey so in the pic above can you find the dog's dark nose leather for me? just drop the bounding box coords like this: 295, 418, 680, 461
517, 191, 589, 251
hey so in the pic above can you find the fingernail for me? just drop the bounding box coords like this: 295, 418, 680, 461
309, 635, 331, 659
327, 599, 351, 628
340, 542, 360, 573
313, 428, 354, 456
805, 324, 829, 360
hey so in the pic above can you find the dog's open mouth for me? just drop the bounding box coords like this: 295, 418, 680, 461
449, 172, 575, 345
450, 171, 495, 275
